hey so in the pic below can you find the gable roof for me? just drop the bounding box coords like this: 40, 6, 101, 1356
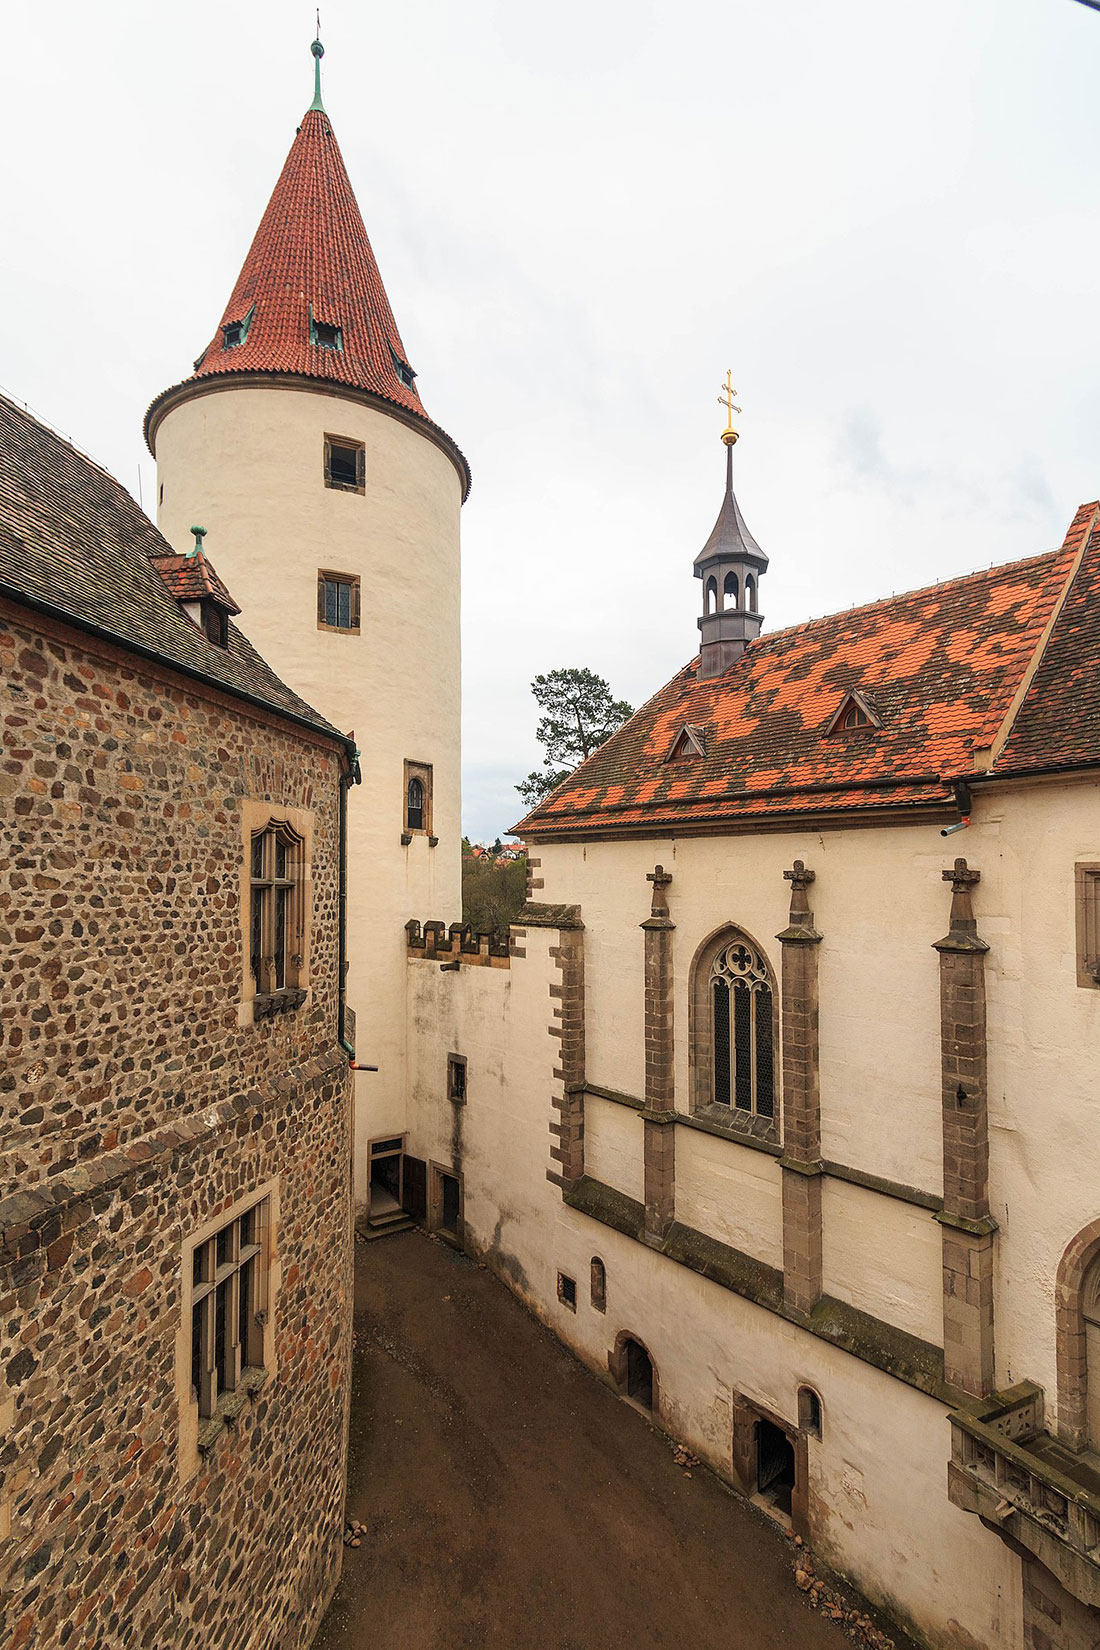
515, 504, 1099, 839
0, 393, 350, 751
149, 548, 240, 614
143, 106, 470, 498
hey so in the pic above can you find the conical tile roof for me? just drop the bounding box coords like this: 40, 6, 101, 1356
190, 107, 424, 418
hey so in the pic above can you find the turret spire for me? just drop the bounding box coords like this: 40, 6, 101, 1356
310, 20, 325, 113
694, 373, 767, 679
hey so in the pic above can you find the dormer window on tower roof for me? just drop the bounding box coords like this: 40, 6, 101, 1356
390, 347, 416, 389
310, 309, 343, 352
222, 305, 255, 351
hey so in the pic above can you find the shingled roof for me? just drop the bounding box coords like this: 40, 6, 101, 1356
515, 503, 1100, 839
0, 393, 350, 750
143, 101, 470, 497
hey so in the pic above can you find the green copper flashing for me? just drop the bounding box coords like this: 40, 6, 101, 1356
310, 32, 325, 112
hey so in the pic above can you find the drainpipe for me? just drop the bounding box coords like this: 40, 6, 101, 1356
940, 779, 973, 838
337, 748, 361, 1061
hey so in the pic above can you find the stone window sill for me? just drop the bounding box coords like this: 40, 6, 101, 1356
197, 1367, 269, 1455
252, 988, 306, 1020
690, 1103, 780, 1149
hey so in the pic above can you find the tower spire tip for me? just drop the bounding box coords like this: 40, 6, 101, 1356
310, 15, 325, 112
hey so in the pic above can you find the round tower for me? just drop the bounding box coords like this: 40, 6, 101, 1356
145, 37, 469, 1209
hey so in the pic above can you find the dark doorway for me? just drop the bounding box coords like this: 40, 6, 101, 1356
368, 1136, 407, 1234
756, 1419, 795, 1516
440, 1172, 461, 1239
625, 1339, 654, 1409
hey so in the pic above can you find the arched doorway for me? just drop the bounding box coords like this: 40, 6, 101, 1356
626, 1339, 653, 1409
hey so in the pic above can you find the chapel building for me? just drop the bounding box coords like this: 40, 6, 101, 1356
0, 394, 356, 1648
405, 422, 1100, 1650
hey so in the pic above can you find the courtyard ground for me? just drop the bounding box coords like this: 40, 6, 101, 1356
314, 1227, 910, 1650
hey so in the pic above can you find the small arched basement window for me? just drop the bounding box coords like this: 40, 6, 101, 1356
798, 1385, 823, 1439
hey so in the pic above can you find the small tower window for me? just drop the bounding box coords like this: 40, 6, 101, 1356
798, 1385, 823, 1439
403, 761, 433, 838
745, 573, 757, 612
324, 435, 366, 494
447, 1054, 468, 1104
310, 311, 343, 352
705, 575, 717, 615
317, 571, 361, 633
723, 571, 739, 609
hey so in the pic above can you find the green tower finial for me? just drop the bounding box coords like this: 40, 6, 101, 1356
310, 18, 325, 113
188, 525, 207, 560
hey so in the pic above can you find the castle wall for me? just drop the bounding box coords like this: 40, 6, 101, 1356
0, 606, 354, 1650
152, 382, 463, 1205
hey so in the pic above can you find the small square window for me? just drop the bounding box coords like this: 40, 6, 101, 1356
391, 348, 416, 389
448, 1054, 467, 1104
221, 305, 253, 351
557, 1273, 577, 1311
324, 435, 365, 494
317, 571, 361, 633
1076, 863, 1100, 988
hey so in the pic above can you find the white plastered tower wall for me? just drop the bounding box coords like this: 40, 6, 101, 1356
151, 380, 463, 1205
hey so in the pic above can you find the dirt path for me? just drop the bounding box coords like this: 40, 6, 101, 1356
314, 1228, 899, 1650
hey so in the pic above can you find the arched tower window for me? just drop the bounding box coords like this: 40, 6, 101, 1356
745, 573, 757, 613
705, 575, 717, 615
723, 571, 739, 609
690, 927, 778, 1131
406, 776, 425, 832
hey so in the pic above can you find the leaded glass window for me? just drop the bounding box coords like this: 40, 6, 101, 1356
249, 821, 303, 995
709, 936, 775, 1118
189, 1199, 267, 1420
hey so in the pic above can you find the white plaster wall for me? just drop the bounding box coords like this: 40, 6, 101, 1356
154, 384, 464, 1205
674, 1129, 783, 1271
976, 779, 1100, 1413
583, 1097, 644, 1204
529, 826, 946, 1194
821, 1179, 942, 1346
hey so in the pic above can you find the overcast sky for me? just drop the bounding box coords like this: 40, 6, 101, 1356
2, 1, 1097, 840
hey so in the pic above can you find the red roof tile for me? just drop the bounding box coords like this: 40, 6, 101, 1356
149, 549, 240, 614
189, 109, 424, 416
516, 506, 1098, 839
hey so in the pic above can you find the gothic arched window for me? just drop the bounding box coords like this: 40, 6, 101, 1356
723, 570, 739, 609
745, 573, 757, 613
406, 776, 425, 832
705, 575, 717, 615
691, 928, 778, 1132
709, 936, 774, 1116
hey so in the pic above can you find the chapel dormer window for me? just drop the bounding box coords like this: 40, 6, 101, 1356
825, 690, 882, 736
841, 701, 872, 730
202, 601, 229, 649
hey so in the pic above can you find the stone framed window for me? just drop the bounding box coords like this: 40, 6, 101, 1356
402, 760, 433, 842
447, 1053, 467, 1104
317, 570, 361, 634
323, 433, 365, 494
798, 1385, 823, 1439
177, 1182, 280, 1477
239, 802, 313, 1023
590, 1256, 606, 1313
689, 925, 779, 1142
1075, 863, 1100, 988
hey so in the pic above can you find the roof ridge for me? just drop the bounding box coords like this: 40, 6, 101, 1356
755, 546, 1066, 647
0, 389, 142, 515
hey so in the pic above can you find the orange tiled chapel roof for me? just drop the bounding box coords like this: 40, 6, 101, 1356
515, 503, 1100, 839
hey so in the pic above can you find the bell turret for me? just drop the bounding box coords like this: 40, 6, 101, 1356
694, 378, 767, 679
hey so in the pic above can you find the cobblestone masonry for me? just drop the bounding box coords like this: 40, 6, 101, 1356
0, 606, 354, 1650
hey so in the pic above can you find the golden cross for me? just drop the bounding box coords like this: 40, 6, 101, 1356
717, 369, 742, 429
